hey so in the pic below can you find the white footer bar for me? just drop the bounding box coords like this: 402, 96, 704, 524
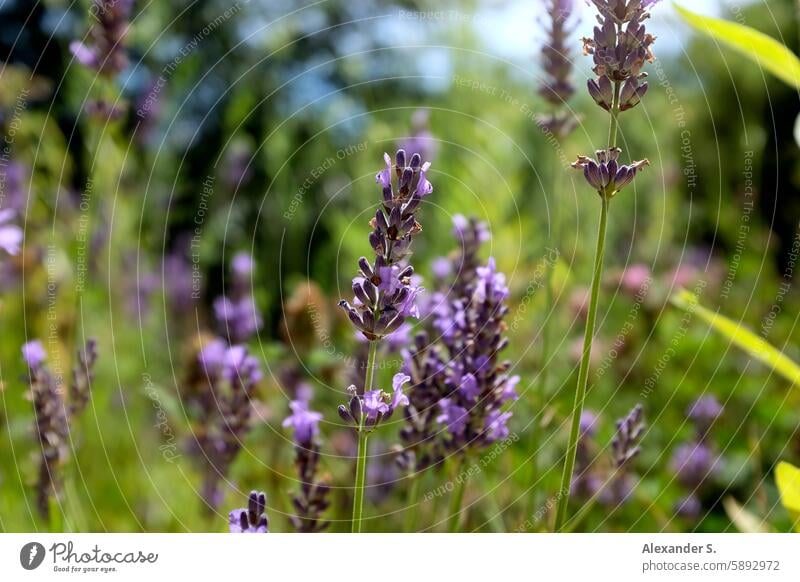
1, 534, 797, 580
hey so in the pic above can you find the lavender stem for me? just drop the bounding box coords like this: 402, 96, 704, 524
404, 474, 422, 532
447, 456, 468, 532
351, 340, 378, 533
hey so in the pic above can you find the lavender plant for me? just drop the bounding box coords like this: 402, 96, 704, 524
21, 339, 98, 524
214, 252, 263, 344
671, 397, 723, 518
554, 0, 658, 532
70, 0, 133, 119
398, 216, 519, 531
531, 0, 580, 517
228, 490, 269, 533
564, 404, 645, 531
187, 339, 262, 510
337, 148, 431, 532
283, 393, 331, 532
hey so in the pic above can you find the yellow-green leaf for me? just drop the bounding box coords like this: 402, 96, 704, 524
776, 461, 800, 515
722, 497, 771, 533
670, 290, 800, 385
675, 3, 800, 90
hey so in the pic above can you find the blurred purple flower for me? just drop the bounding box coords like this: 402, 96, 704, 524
283, 399, 323, 446
70, 0, 133, 76
0, 209, 23, 255
22, 340, 47, 369
670, 441, 719, 489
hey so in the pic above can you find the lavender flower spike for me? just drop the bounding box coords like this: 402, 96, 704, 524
338, 149, 432, 341
22, 339, 97, 521
284, 397, 331, 532
611, 404, 645, 469
229, 491, 269, 533
70, 0, 133, 76
555, 0, 660, 532
537, 0, 580, 139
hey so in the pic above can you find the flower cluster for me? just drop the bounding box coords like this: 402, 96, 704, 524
70, 0, 133, 77
338, 149, 432, 341
671, 396, 723, 518
537, 0, 579, 138
338, 373, 410, 434
571, 404, 645, 505
229, 490, 269, 533
573, 0, 660, 197
283, 394, 331, 532
399, 216, 518, 468
214, 252, 262, 344
186, 338, 262, 509
21, 339, 98, 520
572, 148, 649, 200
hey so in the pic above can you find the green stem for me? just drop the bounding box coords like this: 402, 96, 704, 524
553, 196, 609, 532
404, 474, 421, 532
351, 340, 378, 533
447, 457, 468, 532
553, 79, 621, 533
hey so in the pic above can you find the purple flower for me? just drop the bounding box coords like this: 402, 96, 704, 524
198, 339, 228, 375
391, 373, 411, 409
0, 209, 23, 255
687, 396, 723, 429
283, 399, 323, 445
22, 340, 47, 369
70, 0, 133, 76
188, 340, 263, 510
213, 295, 263, 344
611, 404, 645, 469
431, 257, 452, 279
485, 410, 512, 442
229, 490, 269, 533
362, 390, 390, 421
22, 338, 96, 520
401, 227, 517, 461
580, 410, 599, 437
675, 494, 702, 519
536, 0, 580, 139
231, 252, 254, 281
572, 148, 649, 199
459, 373, 480, 401
671, 441, 719, 489
437, 399, 469, 436
474, 258, 509, 303
573, 0, 660, 197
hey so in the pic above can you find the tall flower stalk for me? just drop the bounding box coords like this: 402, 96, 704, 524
283, 392, 331, 532
531, 0, 579, 517
554, 0, 658, 532
21, 339, 98, 527
338, 148, 431, 531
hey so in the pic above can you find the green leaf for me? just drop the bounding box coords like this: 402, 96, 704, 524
670, 290, 800, 385
722, 496, 771, 533
776, 461, 800, 516
674, 3, 800, 90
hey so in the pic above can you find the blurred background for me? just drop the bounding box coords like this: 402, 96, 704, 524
1, 0, 799, 533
